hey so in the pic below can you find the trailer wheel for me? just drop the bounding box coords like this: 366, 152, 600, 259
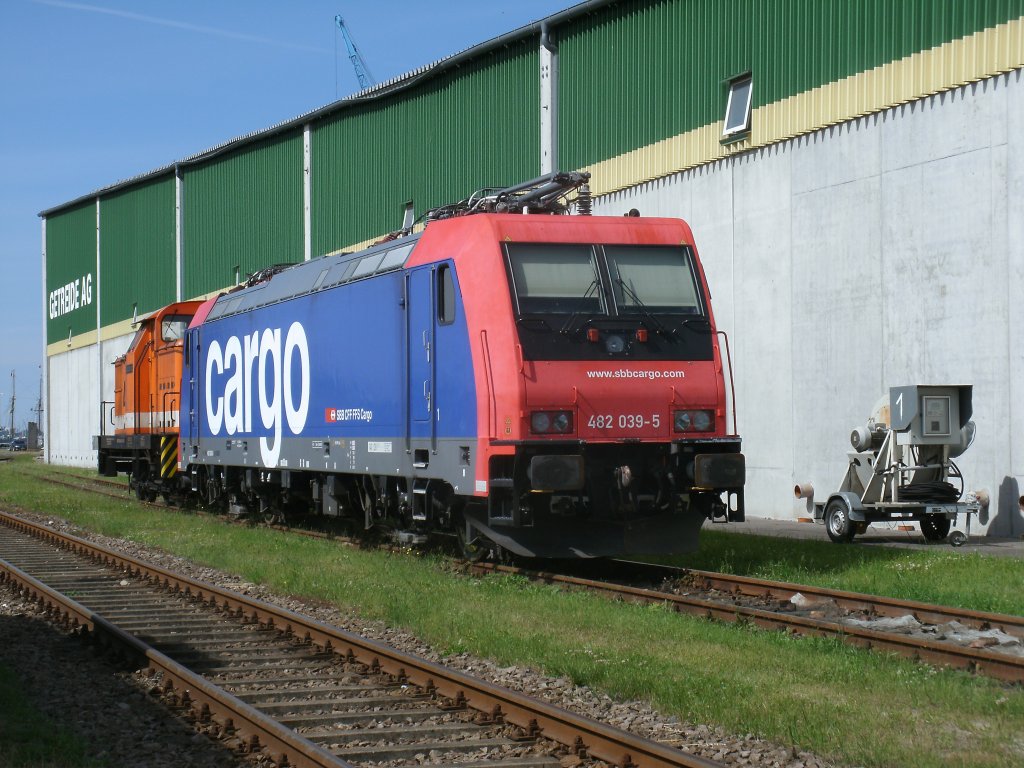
825, 499, 856, 543
920, 516, 951, 542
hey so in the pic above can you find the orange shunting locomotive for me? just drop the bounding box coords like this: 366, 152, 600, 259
97, 300, 202, 500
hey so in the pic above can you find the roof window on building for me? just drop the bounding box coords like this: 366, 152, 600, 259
723, 75, 753, 138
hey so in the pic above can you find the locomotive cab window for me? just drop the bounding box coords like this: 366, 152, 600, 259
606, 246, 703, 315
506, 244, 605, 315
126, 324, 145, 352
438, 264, 456, 325
161, 315, 191, 342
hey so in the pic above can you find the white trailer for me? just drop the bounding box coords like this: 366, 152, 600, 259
808, 385, 981, 546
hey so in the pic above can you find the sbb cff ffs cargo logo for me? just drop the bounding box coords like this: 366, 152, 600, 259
325, 408, 373, 423
204, 322, 310, 467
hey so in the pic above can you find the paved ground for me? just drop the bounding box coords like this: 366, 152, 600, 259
723, 516, 1024, 558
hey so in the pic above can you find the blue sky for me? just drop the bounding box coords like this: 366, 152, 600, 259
0, 0, 571, 430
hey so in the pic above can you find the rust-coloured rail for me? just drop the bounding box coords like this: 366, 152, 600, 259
20, 471, 342, 542
0, 558, 349, 768
681, 567, 1024, 639
18, 470, 1023, 684
0, 511, 722, 768
467, 563, 1024, 684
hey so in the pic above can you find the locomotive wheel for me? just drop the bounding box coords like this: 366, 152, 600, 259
824, 499, 856, 543
920, 516, 952, 542
134, 483, 157, 503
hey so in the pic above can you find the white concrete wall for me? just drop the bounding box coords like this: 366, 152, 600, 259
596, 70, 1024, 536
47, 345, 100, 467
99, 333, 134, 434
47, 332, 134, 468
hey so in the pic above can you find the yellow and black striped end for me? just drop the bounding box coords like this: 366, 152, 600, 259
160, 436, 178, 479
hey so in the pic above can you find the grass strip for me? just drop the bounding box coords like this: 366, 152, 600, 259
2, 455, 1022, 767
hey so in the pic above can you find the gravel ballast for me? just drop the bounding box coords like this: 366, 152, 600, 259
0, 587, 263, 768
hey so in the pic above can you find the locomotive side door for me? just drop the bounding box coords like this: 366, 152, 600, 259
406, 266, 436, 450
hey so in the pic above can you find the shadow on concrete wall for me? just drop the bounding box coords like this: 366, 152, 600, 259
990, 476, 1023, 537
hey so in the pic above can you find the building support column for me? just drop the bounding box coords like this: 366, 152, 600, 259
540, 22, 558, 174
175, 166, 184, 301
40, 218, 49, 463
303, 123, 312, 261
94, 198, 102, 463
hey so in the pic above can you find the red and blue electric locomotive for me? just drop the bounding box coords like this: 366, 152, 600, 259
98, 173, 744, 558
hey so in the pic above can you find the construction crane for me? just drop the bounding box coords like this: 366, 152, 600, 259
335, 15, 375, 91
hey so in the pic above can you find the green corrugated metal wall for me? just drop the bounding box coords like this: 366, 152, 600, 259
42, 0, 1024, 334
557, 0, 1024, 168
45, 201, 95, 344
99, 176, 177, 326
311, 40, 539, 256
183, 131, 304, 298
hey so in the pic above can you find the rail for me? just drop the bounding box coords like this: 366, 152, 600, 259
0, 551, 349, 768
22, 470, 1021, 684
468, 562, 1024, 683
0, 510, 723, 768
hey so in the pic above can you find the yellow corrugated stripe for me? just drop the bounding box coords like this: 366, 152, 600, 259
325, 220, 428, 258
585, 17, 1024, 197
47, 330, 98, 356
98, 317, 137, 343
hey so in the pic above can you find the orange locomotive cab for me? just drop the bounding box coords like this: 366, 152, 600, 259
97, 301, 202, 500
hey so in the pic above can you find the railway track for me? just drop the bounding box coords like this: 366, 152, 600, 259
19, 470, 354, 543
18, 467, 1024, 681
0, 510, 722, 768
467, 561, 1024, 683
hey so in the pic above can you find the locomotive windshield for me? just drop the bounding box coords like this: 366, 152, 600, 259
507, 244, 605, 314
505, 243, 704, 318
606, 246, 702, 314
161, 315, 192, 342
504, 242, 712, 362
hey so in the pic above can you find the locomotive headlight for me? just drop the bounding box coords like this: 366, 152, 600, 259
531, 412, 551, 433
674, 409, 715, 433
692, 410, 713, 431
605, 334, 626, 354
530, 410, 573, 435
